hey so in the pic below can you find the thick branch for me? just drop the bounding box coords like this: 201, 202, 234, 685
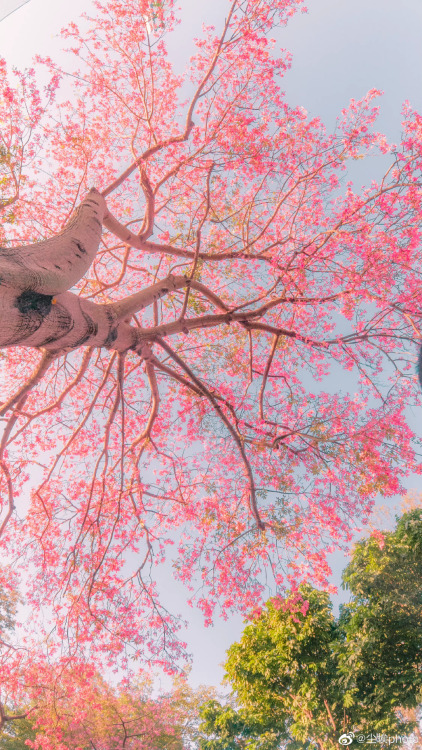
102, 209, 269, 263
259, 334, 279, 421
107, 274, 189, 319
137, 167, 155, 241
0, 459, 14, 538
131, 345, 160, 448
0, 703, 30, 731
0, 189, 107, 295
107, 274, 228, 320
132, 308, 325, 349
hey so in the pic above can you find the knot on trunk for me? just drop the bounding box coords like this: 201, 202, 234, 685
15, 290, 53, 317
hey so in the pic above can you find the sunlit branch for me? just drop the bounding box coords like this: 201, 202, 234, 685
85, 355, 127, 609
106, 274, 189, 319
130, 305, 326, 350
137, 166, 155, 241
107, 273, 228, 320
102, 208, 274, 262
179, 164, 215, 321
259, 334, 279, 422
0, 459, 14, 538
243, 321, 328, 349
131, 345, 160, 448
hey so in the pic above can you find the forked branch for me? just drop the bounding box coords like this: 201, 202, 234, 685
155, 337, 265, 530
0, 459, 14, 538
137, 166, 155, 241
131, 345, 160, 448
101, 121, 195, 199
107, 273, 228, 320
152, 357, 203, 397
259, 334, 279, 422
0, 350, 56, 418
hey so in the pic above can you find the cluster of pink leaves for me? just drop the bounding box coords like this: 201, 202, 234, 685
1, 655, 195, 750
0, 59, 59, 240
0, 0, 422, 709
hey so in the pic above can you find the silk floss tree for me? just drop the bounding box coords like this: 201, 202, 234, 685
0, 0, 421, 686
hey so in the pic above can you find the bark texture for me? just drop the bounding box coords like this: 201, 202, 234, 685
0, 189, 137, 352
0, 193, 234, 353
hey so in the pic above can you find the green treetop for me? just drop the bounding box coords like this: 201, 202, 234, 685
199, 510, 422, 750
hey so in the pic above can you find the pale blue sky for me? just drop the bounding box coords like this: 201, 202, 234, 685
1, 0, 422, 689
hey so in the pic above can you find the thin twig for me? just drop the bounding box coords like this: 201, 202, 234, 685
155, 337, 265, 529
0, 350, 56, 417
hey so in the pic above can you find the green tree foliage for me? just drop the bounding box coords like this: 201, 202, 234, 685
0, 715, 37, 750
199, 510, 422, 750
338, 510, 422, 732
0, 569, 18, 635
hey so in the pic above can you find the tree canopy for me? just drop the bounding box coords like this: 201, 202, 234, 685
199, 510, 422, 749
0, 671, 212, 750
1, 0, 422, 727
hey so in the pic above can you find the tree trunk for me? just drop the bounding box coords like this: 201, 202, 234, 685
0, 190, 192, 353
0, 188, 107, 295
